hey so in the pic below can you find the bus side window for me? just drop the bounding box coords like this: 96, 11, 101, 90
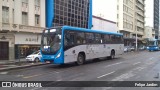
104, 34, 110, 44
95, 33, 101, 44
77, 32, 85, 44
86, 33, 94, 44
64, 31, 76, 46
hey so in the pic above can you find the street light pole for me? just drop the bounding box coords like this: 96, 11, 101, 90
135, 10, 141, 51
135, 18, 138, 51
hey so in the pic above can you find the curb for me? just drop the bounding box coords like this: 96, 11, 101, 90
0, 63, 47, 72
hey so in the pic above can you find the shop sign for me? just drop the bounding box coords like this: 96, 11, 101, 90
25, 38, 38, 42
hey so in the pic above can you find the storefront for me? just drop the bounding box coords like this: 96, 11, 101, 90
14, 33, 41, 59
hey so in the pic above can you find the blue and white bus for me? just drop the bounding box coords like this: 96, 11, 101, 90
40, 26, 124, 65
147, 39, 160, 51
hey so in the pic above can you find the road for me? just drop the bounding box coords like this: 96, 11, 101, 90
1, 51, 160, 90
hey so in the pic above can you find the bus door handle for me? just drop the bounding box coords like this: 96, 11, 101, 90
72, 50, 75, 54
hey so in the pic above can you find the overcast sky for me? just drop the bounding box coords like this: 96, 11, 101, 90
92, 0, 117, 22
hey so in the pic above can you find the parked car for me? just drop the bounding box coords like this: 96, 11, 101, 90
130, 46, 135, 51
138, 46, 146, 51
124, 46, 131, 52
26, 50, 41, 62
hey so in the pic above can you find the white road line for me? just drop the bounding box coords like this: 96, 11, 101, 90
149, 57, 154, 60
104, 62, 123, 68
55, 71, 60, 73
133, 62, 141, 65
0, 72, 8, 74
111, 71, 135, 81
97, 71, 115, 79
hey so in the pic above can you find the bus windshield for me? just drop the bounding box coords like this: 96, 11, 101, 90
148, 41, 155, 46
41, 28, 62, 55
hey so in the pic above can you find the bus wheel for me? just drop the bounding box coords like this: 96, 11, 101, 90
77, 53, 85, 65
110, 50, 115, 60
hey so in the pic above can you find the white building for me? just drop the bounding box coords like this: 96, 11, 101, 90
92, 15, 117, 33
0, 0, 45, 60
144, 26, 155, 39
117, 0, 145, 39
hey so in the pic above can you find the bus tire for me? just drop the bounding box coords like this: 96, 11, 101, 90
77, 53, 85, 65
110, 50, 115, 60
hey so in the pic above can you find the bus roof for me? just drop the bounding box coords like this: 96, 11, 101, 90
61, 26, 123, 36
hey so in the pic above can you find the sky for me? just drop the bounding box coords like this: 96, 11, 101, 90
92, 0, 117, 22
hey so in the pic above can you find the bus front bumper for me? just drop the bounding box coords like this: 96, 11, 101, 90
40, 55, 64, 64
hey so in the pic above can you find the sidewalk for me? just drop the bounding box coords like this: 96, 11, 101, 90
0, 58, 46, 72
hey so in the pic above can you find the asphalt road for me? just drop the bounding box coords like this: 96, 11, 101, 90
1, 51, 160, 90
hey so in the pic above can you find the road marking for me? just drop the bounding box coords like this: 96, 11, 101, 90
97, 71, 115, 79
133, 62, 141, 65
0, 72, 8, 74
134, 67, 145, 71
57, 79, 62, 81
112, 71, 135, 81
23, 74, 42, 79
16, 75, 24, 77
104, 62, 123, 68
149, 57, 154, 60
55, 71, 60, 73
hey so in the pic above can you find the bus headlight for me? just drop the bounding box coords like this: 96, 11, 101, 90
147, 47, 149, 49
155, 47, 158, 49
56, 53, 61, 58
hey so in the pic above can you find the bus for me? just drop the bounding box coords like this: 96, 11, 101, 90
40, 26, 124, 65
147, 39, 160, 51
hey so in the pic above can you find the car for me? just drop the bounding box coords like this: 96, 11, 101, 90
26, 50, 41, 62
130, 46, 135, 51
138, 46, 146, 51
124, 46, 131, 52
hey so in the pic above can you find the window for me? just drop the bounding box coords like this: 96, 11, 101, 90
95, 33, 102, 43
35, 15, 40, 26
104, 34, 111, 44
77, 32, 86, 44
64, 30, 76, 47
22, 12, 28, 25
85, 33, 94, 44
2, 6, 9, 23
110, 35, 115, 44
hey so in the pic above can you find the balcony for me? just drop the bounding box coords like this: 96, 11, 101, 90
22, 2, 28, 12
0, 22, 44, 33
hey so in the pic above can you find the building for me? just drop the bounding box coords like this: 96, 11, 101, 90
144, 26, 155, 39
117, 0, 145, 46
0, 0, 45, 60
92, 15, 117, 33
46, 0, 92, 29
145, 0, 159, 39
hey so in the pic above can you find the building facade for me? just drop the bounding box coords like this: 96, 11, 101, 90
145, 0, 159, 39
144, 26, 155, 39
46, 0, 92, 29
0, 0, 45, 60
117, 0, 145, 46
92, 15, 117, 33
